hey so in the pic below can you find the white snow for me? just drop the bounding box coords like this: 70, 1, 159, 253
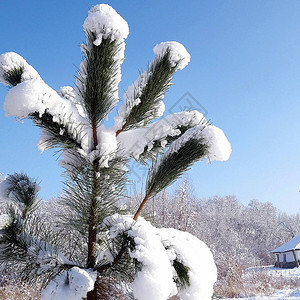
83, 4, 129, 46
104, 214, 177, 299
224, 266, 300, 300
117, 112, 231, 163
272, 235, 300, 253
41, 267, 97, 300
0, 214, 10, 229
163, 123, 231, 163
153, 41, 191, 70
4, 79, 90, 153
96, 125, 118, 168
0, 177, 10, 202
0, 52, 40, 86
117, 110, 206, 159
129, 218, 178, 300
157, 228, 217, 300
104, 214, 216, 300
226, 290, 300, 300
201, 125, 232, 162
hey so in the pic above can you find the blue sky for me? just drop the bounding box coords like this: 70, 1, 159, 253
1, 1, 300, 213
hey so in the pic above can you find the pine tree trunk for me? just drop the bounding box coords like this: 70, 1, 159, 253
87, 121, 100, 299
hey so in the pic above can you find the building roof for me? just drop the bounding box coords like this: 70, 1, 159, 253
272, 235, 300, 253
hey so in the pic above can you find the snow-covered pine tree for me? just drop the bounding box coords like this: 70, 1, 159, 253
0, 4, 231, 300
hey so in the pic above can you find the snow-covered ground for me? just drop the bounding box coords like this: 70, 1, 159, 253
224, 266, 300, 300
225, 290, 300, 300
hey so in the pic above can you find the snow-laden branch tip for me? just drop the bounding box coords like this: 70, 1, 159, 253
103, 214, 217, 300
167, 124, 232, 163
113, 41, 190, 132
0, 52, 40, 86
83, 4, 129, 46
153, 41, 191, 70
4, 78, 90, 153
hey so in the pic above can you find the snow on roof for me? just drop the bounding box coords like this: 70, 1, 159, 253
272, 235, 300, 253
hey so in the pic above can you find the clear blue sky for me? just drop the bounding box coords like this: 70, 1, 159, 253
1, 1, 300, 213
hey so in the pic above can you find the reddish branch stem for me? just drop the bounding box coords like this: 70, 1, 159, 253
133, 188, 153, 220
87, 119, 99, 269
115, 123, 126, 137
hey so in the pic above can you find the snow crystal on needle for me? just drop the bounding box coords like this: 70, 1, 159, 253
83, 4, 129, 46
0, 52, 40, 86
156, 228, 217, 300
113, 70, 152, 130
41, 267, 97, 300
153, 41, 191, 70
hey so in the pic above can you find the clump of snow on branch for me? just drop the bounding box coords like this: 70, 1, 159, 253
153, 41, 191, 70
41, 267, 97, 300
104, 214, 216, 300
4, 79, 90, 153
57, 86, 86, 119
157, 228, 217, 300
0, 214, 10, 230
202, 125, 232, 162
83, 4, 129, 46
0, 52, 40, 86
166, 124, 231, 163
117, 111, 206, 159
129, 219, 177, 300
95, 126, 118, 168
104, 214, 177, 300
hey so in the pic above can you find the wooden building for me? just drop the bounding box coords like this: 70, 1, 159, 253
272, 236, 300, 268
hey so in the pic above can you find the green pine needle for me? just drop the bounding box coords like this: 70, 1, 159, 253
173, 259, 190, 288
146, 138, 208, 195
4, 66, 24, 86
77, 31, 122, 126
5, 173, 39, 215
30, 112, 83, 151
123, 49, 178, 130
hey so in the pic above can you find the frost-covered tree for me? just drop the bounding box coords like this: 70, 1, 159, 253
0, 4, 231, 300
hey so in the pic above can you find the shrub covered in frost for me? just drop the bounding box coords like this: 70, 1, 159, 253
0, 4, 231, 300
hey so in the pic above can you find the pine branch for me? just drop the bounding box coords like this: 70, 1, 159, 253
0, 206, 73, 287
116, 49, 178, 135
77, 32, 122, 127
134, 137, 208, 220
30, 112, 83, 151
146, 138, 208, 196
3, 173, 40, 219
138, 124, 204, 164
